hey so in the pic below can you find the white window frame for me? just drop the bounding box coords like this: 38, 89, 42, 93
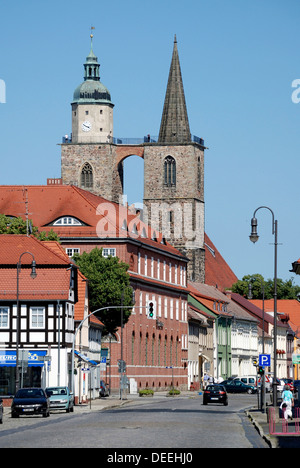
0, 307, 9, 328
102, 248, 116, 258
30, 307, 45, 329
66, 248, 80, 258
53, 217, 82, 226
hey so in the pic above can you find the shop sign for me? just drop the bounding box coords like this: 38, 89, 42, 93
0, 350, 47, 367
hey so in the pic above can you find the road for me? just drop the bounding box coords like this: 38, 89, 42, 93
0, 393, 269, 449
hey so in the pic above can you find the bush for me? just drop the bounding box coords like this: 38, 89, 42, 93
168, 389, 180, 396
139, 389, 154, 396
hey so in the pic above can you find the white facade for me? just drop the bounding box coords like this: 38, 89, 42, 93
231, 319, 258, 377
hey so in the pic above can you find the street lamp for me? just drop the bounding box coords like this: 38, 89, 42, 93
15, 252, 37, 394
249, 206, 278, 407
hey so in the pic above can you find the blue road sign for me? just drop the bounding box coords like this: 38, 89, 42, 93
259, 354, 271, 367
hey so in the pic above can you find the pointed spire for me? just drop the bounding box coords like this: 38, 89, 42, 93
158, 36, 191, 144
84, 27, 100, 81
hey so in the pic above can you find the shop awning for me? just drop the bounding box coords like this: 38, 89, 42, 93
74, 350, 98, 366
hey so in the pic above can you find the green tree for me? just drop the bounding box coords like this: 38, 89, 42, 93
73, 248, 134, 334
231, 274, 300, 300
0, 214, 60, 241
36, 229, 60, 241
0, 214, 38, 235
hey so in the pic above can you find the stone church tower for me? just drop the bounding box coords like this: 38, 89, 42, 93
61, 34, 123, 202
143, 36, 205, 282
61, 35, 205, 282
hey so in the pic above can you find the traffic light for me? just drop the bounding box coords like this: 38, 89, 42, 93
147, 300, 156, 319
258, 366, 264, 375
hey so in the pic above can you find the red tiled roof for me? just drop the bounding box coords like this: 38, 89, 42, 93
0, 235, 71, 266
250, 299, 300, 337
0, 268, 70, 300
0, 185, 184, 259
0, 236, 72, 301
230, 292, 288, 328
204, 233, 238, 292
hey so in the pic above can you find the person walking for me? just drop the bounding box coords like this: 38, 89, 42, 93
280, 385, 294, 420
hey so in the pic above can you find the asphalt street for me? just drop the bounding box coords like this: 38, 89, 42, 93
0, 392, 269, 449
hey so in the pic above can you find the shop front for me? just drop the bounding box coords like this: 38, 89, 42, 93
0, 350, 47, 396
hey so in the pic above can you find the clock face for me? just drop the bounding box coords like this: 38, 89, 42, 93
82, 121, 91, 132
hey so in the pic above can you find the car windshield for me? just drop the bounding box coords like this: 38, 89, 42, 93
46, 387, 68, 396
16, 389, 44, 399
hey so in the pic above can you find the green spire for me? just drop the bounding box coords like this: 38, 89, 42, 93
84, 30, 100, 81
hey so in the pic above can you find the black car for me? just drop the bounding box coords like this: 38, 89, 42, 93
0, 398, 3, 424
203, 385, 228, 406
11, 388, 50, 418
221, 379, 257, 394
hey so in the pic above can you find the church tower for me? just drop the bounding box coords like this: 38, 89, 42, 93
61, 35, 206, 281
71, 34, 114, 144
143, 36, 206, 282
61, 34, 123, 202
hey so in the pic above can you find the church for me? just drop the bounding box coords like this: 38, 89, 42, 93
0, 34, 239, 395
61, 34, 206, 284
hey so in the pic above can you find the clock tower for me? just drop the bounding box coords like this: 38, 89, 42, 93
61, 35, 123, 202
71, 34, 114, 143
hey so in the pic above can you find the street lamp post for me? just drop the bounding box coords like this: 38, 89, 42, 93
15, 252, 37, 394
249, 206, 278, 407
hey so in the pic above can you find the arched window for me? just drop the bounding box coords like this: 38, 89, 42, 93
164, 156, 176, 187
81, 162, 93, 188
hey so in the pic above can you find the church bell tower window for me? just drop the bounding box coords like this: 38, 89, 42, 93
81, 162, 93, 188
164, 156, 176, 187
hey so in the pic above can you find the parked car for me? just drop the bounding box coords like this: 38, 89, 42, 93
45, 386, 74, 413
99, 380, 109, 397
203, 385, 228, 406
221, 379, 257, 394
0, 398, 3, 424
233, 376, 256, 387
11, 388, 50, 418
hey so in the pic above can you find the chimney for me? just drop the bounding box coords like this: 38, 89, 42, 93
225, 290, 232, 300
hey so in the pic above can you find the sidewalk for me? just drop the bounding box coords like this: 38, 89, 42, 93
246, 407, 300, 448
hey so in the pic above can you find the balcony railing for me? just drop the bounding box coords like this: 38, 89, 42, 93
62, 134, 205, 146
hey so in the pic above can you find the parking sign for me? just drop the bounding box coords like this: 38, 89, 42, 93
259, 354, 271, 367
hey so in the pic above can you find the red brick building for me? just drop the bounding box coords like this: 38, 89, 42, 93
0, 184, 189, 391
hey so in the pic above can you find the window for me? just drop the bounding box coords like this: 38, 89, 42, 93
0, 307, 9, 328
81, 162, 93, 189
30, 307, 45, 329
54, 217, 82, 226
164, 156, 176, 187
66, 248, 80, 258
102, 248, 116, 258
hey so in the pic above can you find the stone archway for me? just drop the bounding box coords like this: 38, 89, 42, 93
115, 146, 145, 206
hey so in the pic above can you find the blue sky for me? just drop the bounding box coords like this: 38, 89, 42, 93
1, 0, 300, 286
